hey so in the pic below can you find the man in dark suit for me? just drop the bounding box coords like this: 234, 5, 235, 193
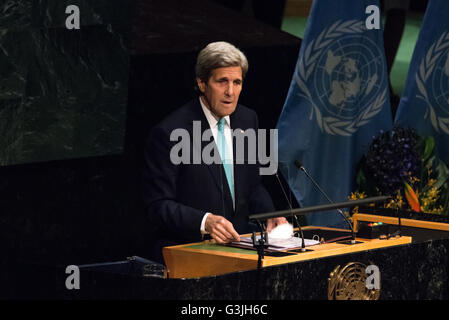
143, 42, 287, 263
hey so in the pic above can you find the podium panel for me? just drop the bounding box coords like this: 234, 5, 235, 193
163, 226, 412, 279
353, 212, 449, 232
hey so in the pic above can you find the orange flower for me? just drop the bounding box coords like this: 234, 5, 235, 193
404, 182, 421, 212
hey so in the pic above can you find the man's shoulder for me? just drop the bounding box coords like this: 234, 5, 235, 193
232, 103, 258, 129
155, 99, 199, 131
235, 104, 257, 118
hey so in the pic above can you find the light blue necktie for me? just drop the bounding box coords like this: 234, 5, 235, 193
217, 118, 234, 205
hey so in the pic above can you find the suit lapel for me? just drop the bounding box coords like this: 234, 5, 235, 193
230, 107, 246, 216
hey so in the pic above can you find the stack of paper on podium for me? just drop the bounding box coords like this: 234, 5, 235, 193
233, 235, 320, 251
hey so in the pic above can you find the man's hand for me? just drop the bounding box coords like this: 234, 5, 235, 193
205, 214, 241, 243
266, 217, 289, 232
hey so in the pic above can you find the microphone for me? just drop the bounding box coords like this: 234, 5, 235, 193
294, 160, 357, 244
274, 171, 307, 252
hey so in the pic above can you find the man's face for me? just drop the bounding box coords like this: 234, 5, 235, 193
197, 66, 243, 118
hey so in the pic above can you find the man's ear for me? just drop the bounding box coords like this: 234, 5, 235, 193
196, 78, 206, 93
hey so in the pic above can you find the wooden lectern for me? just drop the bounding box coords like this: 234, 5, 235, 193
163, 226, 411, 279
163, 196, 414, 279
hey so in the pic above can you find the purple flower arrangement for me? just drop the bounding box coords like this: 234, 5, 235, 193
363, 127, 421, 196
355, 127, 449, 214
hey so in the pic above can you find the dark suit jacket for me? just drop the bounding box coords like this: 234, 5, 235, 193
142, 98, 275, 262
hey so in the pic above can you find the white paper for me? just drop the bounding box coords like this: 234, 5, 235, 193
235, 235, 320, 251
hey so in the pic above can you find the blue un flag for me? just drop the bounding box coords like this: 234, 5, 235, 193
276, 0, 392, 228
395, 0, 449, 164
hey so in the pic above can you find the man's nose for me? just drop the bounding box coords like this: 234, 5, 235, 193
225, 83, 234, 96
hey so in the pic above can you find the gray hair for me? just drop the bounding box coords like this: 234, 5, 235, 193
195, 41, 249, 83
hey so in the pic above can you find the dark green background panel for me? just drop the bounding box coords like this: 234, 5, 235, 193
0, 1, 130, 166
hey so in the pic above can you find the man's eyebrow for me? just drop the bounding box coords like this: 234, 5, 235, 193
215, 76, 242, 83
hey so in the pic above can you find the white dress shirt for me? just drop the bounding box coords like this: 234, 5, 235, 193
199, 97, 235, 234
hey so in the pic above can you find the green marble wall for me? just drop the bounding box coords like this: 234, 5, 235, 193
0, 0, 131, 166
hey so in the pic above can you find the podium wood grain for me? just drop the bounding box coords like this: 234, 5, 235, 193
163, 227, 412, 279
352, 213, 449, 232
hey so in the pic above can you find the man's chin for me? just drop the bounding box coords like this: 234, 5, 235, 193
217, 104, 237, 117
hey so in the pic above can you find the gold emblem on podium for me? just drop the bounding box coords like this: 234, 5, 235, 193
328, 262, 380, 300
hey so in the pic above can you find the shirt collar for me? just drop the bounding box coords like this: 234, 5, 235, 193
199, 97, 231, 129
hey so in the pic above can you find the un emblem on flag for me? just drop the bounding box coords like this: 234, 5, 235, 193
416, 31, 449, 134
295, 20, 387, 136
